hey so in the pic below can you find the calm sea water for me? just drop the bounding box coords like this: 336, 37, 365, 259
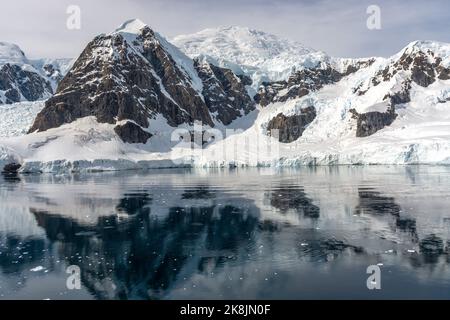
0, 166, 450, 300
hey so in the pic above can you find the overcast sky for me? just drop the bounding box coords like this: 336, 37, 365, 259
1, 0, 449, 59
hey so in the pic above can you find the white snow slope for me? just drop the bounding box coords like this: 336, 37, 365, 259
1, 24, 450, 173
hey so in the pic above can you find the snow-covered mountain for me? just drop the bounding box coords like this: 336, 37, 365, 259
173, 26, 315, 67
194, 39, 450, 167
28, 19, 254, 144
1, 20, 450, 173
172, 26, 356, 91
172, 26, 316, 84
0, 42, 71, 104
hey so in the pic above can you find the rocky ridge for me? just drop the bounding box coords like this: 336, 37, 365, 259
0, 42, 69, 105
29, 20, 255, 143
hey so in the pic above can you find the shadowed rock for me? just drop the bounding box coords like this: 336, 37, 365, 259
349, 47, 450, 138
370, 49, 448, 88
0, 64, 52, 104
27, 23, 254, 144
350, 108, 398, 138
195, 59, 255, 125
29, 27, 213, 135
114, 122, 152, 144
266, 106, 317, 143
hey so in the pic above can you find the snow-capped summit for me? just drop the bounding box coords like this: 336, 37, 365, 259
113, 18, 148, 35
112, 19, 204, 94
173, 26, 324, 86
400, 40, 450, 60
173, 26, 314, 64
0, 42, 29, 66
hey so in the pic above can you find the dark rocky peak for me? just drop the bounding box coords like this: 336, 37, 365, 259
29, 19, 214, 139
392, 42, 450, 85
29, 19, 254, 143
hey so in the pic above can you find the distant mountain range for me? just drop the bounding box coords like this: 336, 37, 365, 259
1, 19, 450, 172
0, 42, 72, 104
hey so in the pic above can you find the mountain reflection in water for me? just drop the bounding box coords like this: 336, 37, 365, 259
0, 167, 450, 299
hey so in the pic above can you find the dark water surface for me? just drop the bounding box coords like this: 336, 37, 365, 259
0, 166, 450, 300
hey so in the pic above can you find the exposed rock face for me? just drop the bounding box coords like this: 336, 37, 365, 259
266, 106, 316, 143
410, 54, 437, 87
384, 80, 412, 105
359, 46, 450, 96
255, 66, 339, 107
348, 45, 450, 138
29, 26, 212, 134
28, 20, 254, 144
351, 80, 410, 138
342, 59, 376, 76
0, 42, 68, 105
255, 60, 374, 107
350, 107, 398, 138
438, 66, 450, 80
42, 63, 64, 84
114, 121, 152, 144
195, 59, 255, 125
256, 46, 448, 140
0, 63, 52, 104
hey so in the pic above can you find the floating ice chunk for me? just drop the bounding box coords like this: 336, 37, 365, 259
30, 266, 45, 272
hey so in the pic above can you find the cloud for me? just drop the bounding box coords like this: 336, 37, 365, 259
0, 0, 449, 59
